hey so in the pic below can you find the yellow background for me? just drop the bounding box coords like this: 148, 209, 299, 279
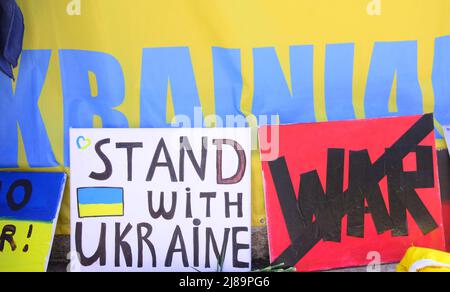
0, 220, 53, 272
11, 0, 450, 234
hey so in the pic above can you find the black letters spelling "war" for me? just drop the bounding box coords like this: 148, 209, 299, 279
269, 114, 439, 267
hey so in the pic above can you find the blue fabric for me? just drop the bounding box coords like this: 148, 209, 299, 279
0, 0, 24, 79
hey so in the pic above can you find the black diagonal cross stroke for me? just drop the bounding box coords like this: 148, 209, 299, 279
269, 114, 439, 267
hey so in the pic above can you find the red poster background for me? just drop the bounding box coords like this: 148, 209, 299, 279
260, 115, 446, 272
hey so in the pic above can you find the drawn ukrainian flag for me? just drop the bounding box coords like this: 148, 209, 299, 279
77, 188, 124, 218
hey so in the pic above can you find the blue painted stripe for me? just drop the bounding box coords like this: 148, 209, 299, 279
77, 188, 123, 205
0, 172, 66, 222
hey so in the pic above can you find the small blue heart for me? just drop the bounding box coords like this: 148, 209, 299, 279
77, 136, 92, 150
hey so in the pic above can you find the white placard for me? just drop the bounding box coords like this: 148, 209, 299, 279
444, 126, 450, 156
70, 128, 251, 272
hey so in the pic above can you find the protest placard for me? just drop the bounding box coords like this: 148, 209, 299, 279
70, 128, 251, 272
260, 114, 445, 271
0, 172, 66, 272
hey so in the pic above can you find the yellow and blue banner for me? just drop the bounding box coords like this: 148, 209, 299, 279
0, 172, 66, 272
1, 0, 450, 234
77, 187, 124, 218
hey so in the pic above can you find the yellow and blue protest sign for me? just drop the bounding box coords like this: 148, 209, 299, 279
0, 172, 66, 272
2, 1, 450, 234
